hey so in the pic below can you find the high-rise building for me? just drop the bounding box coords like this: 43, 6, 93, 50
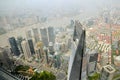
48, 42, 54, 55
26, 29, 32, 40
32, 28, 40, 43
40, 28, 49, 47
60, 43, 68, 52
100, 65, 115, 80
36, 41, 44, 53
0, 47, 14, 70
48, 26, 55, 43
54, 55, 61, 69
8, 37, 20, 56
28, 39, 35, 55
54, 42, 60, 52
35, 47, 42, 60
68, 21, 87, 80
87, 50, 98, 76
43, 47, 49, 64
21, 40, 31, 60
17, 36, 23, 53
4, 46, 13, 64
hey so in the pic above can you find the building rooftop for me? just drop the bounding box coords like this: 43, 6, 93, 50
103, 65, 116, 73
0, 68, 20, 80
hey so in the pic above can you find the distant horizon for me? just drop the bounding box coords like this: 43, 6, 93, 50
0, 0, 119, 16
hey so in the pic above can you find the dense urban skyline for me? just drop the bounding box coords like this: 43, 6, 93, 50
0, 0, 120, 80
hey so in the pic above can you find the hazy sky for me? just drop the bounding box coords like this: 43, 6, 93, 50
0, 0, 119, 15
0, 0, 113, 10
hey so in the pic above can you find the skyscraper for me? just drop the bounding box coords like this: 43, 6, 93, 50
68, 21, 86, 80
40, 28, 49, 47
26, 29, 32, 40
54, 55, 61, 69
0, 47, 14, 70
35, 47, 42, 60
17, 36, 23, 53
48, 42, 54, 55
87, 50, 98, 76
48, 26, 55, 43
8, 37, 20, 56
28, 39, 35, 55
32, 28, 40, 43
43, 47, 49, 64
36, 41, 44, 55
4, 46, 12, 59
21, 40, 31, 60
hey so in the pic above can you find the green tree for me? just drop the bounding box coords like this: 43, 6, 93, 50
30, 71, 56, 80
88, 72, 100, 80
15, 65, 30, 72
113, 74, 120, 80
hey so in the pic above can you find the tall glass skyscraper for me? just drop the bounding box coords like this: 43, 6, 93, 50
8, 37, 20, 56
48, 26, 55, 43
32, 28, 40, 43
26, 30, 32, 40
40, 28, 49, 47
21, 40, 31, 60
68, 21, 87, 80
28, 39, 35, 55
